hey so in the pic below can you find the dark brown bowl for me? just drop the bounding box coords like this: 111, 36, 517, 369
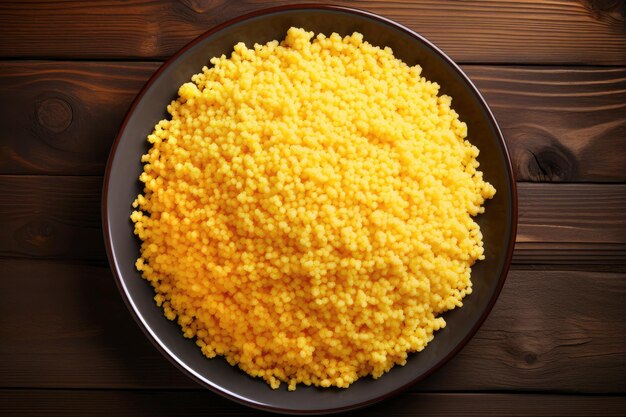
103, 4, 517, 414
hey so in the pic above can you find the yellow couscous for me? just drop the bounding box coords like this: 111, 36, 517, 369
131, 27, 495, 391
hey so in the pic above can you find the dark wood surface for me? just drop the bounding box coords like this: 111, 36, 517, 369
1, 177, 625, 265
1, 0, 625, 64
1, 1, 625, 416
2, 391, 626, 417
2, 62, 625, 180
2, 261, 624, 392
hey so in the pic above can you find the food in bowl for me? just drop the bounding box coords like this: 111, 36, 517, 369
130, 27, 495, 391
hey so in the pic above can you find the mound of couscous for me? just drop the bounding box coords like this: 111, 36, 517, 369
131, 27, 495, 391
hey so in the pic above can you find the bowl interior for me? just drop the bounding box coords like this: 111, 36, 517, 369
104, 6, 516, 414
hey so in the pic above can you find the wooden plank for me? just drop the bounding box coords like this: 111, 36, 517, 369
1, 390, 625, 417
0, 61, 158, 175
1, 176, 624, 265
0, 176, 104, 261
1, 62, 624, 180
1, 259, 624, 392
512, 182, 626, 265
0, 1, 625, 64
463, 66, 626, 183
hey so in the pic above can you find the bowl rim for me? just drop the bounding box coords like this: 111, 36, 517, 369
102, 3, 518, 414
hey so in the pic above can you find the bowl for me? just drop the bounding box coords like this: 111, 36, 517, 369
103, 4, 517, 414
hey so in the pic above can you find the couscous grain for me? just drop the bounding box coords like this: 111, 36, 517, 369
131, 28, 496, 391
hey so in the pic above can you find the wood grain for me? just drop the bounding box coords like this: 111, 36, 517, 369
1, 390, 625, 417
1, 260, 624, 393
0, 176, 104, 261
1, 176, 624, 265
0, 1, 625, 64
512, 183, 626, 264
463, 66, 626, 182
1, 62, 625, 180
0, 61, 158, 175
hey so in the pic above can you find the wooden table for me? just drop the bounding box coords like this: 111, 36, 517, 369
1, 1, 625, 415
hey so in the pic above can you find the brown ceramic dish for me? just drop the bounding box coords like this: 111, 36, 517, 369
102, 4, 517, 414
